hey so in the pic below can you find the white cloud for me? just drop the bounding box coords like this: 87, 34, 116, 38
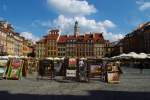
52, 15, 122, 41
136, 1, 150, 11
44, 0, 122, 41
47, 0, 97, 16
20, 32, 40, 42
103, 32, 124, 42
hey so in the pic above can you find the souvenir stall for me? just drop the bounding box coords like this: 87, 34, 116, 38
27, 58, 37, 74
105, 62, 122, 84
37, 59, 54, 80
87, 58, 103, 80
0, 57, 9, 79
6, 58, 24, 80
53, 57, 63, 76
22, 58, 28, 77
65, 58, 78, 80
77, 58, 89, 82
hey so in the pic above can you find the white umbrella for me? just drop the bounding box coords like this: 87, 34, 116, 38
8, 55, 14, 58
147, 54, 150, 59
54, 57, 60, 60
60, 57, 65, 60
1, 56, 9, 59
111, 56, 119, 59
139, 53, 147, 59
111, 54, 127, 59
46, 57, 53, 60
20, 56, 28, 59
14, 55, 20, 58
80, 57, 87, 60
119, 53, 127, 57
118, 53, 131, 59
127, 52, 139, 58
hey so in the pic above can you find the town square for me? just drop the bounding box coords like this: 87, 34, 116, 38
0, 0, 150, 100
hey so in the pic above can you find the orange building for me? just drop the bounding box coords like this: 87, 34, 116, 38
36, 21, 110, 58
44, 29, 60, 57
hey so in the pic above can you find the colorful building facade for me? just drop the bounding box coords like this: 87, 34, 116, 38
36, 21, 110, 58
0, 20, 34, 56
122, 22, 150, 53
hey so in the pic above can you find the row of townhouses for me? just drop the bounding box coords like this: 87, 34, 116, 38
36, 21, 112, 58
110, 21, 150, 56
0, 20, 33, 56
122, 22, 150, 54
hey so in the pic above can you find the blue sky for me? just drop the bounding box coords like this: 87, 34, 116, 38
0, 0, 150, 41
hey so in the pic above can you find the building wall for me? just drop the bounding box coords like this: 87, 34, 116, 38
36, 40, 45, 58
36, 30, 109, 58
57, 43, 66, 57
0, 21, 33, 56
94, 43, 105, 58
122, 22, 150, 53
0, 30, 7, 54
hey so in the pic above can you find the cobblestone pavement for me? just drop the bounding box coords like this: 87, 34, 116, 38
0, 67, 150, 100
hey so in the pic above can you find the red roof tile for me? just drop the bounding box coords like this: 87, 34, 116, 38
58, 35, 68, 43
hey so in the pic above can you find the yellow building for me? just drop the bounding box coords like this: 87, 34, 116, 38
23, 39, 33, 56
0, 20, 34, 56
0, 21, 7, 55
36, 39, 45, 58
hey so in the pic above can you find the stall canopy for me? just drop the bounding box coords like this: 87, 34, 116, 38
126, 52, 140, 59
54, 57, 60, 60
46, 57, 53, 60
0, 56, 9, 59
111, 53, 130, 59
138, 53, 148, 59
80, 57, 87, 60
111, 52, 150, 60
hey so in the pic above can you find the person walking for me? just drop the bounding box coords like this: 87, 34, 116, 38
139, 62, 144, 74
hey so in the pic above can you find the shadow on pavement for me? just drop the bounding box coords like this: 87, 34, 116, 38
0, 90, 150, 100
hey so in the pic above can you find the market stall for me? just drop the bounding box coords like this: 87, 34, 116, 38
64, 58, 78, 80
37, 59, 54, 80
6, 58, 24, 80
22, 58, 28, 77
0, 57, 9, 79
53, 57, 63, 76
87, 58, 103, 80
27, 58, 37, 74
106, 62, 122, 84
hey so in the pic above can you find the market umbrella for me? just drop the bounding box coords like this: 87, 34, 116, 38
127, 52, 140, 59
80, 57, 87, 60
147, 54, 150, 59
1, 56, 9, 59
60, 57, 66, 60
54, 57, 60, 60
46, 57, 53, 60
14, 56, 20, 59
8, 55, 15, 58
111, 53, 128, 60
138, 53, 147, 59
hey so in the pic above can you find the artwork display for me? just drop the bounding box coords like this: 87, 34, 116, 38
0, 59, 8, 79
90, 65, 101, 76
7, 59, 23, 80
66, 58, 77, 78
66, 70, 76, 77
107, 72, 120, 83
68, 58, 77, 68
